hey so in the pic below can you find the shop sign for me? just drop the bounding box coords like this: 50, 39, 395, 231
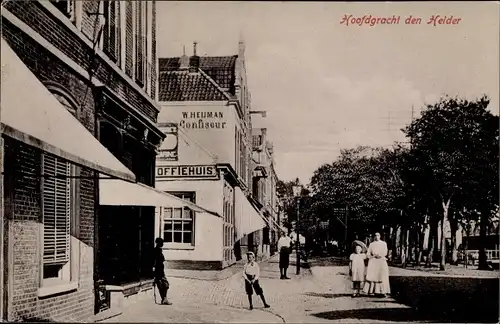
156, 165, 219, 180
157, 123, 178, 161
179, 111, 227, 130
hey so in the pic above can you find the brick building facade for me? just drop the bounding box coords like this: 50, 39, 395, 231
1, 0, 162, 321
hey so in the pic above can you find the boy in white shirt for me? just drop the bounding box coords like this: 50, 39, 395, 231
243, 252, 270, 310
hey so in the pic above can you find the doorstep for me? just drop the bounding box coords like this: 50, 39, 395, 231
92, 308, 122, 323
93, 280, 154, 322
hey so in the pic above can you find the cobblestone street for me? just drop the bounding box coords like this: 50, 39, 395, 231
104, 255, 414, 323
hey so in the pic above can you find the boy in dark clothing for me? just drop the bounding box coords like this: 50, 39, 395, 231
153, 237, 171, 305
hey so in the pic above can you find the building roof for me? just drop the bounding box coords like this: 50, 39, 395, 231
159, 55, 238, 102
158, 70, 227, 102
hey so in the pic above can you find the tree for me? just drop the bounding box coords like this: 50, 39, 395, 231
404, 95, 499, 270
309, 145, 413, 252
277, 178, 311, 231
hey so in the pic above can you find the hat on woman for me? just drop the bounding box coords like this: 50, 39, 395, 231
246, 251, 255, 257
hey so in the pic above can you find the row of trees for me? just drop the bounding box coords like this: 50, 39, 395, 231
279, 95, 499, 270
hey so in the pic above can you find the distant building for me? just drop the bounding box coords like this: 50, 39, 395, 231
156, 41, 276, 269
249, 126, 281, 258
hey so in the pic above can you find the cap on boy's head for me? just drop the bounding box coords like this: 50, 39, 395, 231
155, 237, 164, 244
246, 251, 255, 258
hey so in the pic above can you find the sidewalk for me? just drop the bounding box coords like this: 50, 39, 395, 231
308, 256, 499, 323
305, 258, 418, 323
164, 259, 246, 281
389, 263, 500, 278
164, 254, 282, 281
102, 254, 427, 323
105, 291, 283, 323
102, 254, 288, 323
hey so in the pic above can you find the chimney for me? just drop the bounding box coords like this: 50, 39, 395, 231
262, 128, 267, 141
179, 45, 189, 70
238, 31, 245, 59
189, 41, 200, 72
238, 40, 245, 59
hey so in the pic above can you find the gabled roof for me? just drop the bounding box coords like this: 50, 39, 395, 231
158, 70, 227, 102
159, 55, 238, 102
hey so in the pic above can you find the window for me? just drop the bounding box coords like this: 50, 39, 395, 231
103, 0, 121, 63
253, 178, 260, 201
223, 182, 235, 262
263, 226, 270, 245
37, 89, 80, 296
135, 1, 147, 86
252, 135, 262, 149
125, 1, 134, 77
241, 140, 248, 184
50, 0, 75, 21
163, 192, 195, 244
41, 154, 74, 286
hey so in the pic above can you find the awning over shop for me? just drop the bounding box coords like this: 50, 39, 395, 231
0, 38, 135, 182
99, 179, 220, 217
235, 187, 267, 241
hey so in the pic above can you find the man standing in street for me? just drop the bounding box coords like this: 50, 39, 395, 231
153, 237, 172, 305
277, 231, 292, 279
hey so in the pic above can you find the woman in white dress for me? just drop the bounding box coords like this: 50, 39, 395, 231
363, 232, 391, 297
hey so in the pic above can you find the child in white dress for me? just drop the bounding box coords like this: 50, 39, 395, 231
349, 244, 367, 297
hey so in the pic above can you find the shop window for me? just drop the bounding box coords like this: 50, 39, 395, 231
163, 192, 195, 245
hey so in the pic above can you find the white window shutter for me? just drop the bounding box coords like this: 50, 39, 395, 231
42, 155, 71, 264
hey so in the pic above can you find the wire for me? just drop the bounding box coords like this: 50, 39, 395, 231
175, 127, 219, 162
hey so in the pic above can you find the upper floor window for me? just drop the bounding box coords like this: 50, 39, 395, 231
252, 135, 262, 149
135, 1, 147, 86
103, 1, 121, 63
50, 0, 75, 22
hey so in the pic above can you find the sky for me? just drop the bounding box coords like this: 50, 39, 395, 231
157, 1, 500, 184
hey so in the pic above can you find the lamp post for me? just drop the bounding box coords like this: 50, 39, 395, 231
292, 185, 302, 275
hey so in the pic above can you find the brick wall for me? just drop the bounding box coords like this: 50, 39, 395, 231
2, 20, 96, 135
3, 138, 95, 322
3, 1, 159, 123
2, 12, 100, 320
79, 169, 95, 248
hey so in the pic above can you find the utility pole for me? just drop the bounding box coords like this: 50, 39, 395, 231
296, 197, 301, 275
344, 206, 348, 256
